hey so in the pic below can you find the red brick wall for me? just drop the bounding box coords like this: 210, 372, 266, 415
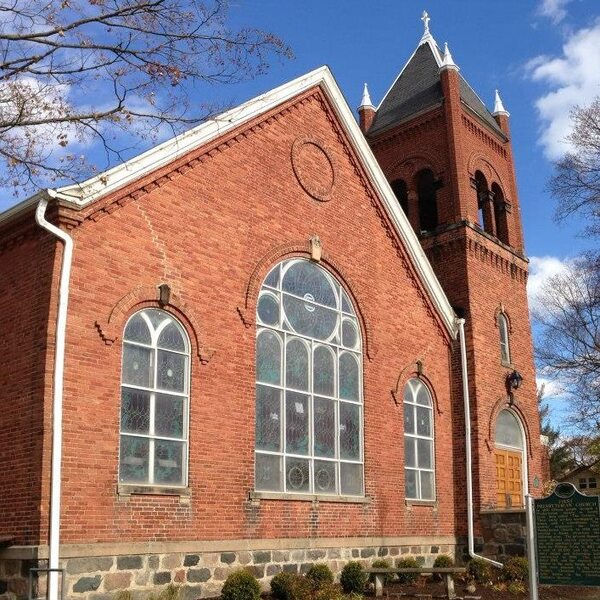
0, 218, 59, 544
0, 88, 461, 546
369, 67, 542, 523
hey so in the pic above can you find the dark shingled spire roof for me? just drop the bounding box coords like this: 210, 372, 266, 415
368, 40, 503, 137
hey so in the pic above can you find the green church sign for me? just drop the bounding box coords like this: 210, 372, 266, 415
534, 482, 600, 586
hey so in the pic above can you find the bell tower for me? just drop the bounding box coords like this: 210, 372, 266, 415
361, 12, 542, 536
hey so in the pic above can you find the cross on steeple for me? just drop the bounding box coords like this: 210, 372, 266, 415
421, 10, 430, 36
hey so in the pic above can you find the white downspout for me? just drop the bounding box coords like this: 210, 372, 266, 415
36, 193, 73, 600
457, 318, 502, 568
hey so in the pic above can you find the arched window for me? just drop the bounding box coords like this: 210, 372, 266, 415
390, 179, 409, 216
491, 183, 509, 245
416, 169, 439, 232
494, 410, 525, 508
255, 258, 363, 496
119, 309, 190, 486
498, 312, 511, 365
403, 379, 435, 500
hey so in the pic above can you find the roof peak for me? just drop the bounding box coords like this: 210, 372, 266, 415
419, 10, 436, 47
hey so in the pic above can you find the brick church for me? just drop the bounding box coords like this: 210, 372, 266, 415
0, 13, 542, 600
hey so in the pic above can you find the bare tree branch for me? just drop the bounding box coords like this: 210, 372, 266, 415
0, 0, 292, 195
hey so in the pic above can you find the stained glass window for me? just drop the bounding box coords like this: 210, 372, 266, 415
403, 379, 435, 500
255, 258, 363, 496
120, 309, 189, 486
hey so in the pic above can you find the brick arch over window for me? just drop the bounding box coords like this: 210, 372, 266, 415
240, 241, 376, 360
390, 152, 444, 182
467, 153, 509, 194
392, 370, 443, 416
95, 285, 212, 363
486, 398, 534, 458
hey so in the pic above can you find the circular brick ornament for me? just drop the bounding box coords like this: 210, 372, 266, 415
291, 137, 335, 201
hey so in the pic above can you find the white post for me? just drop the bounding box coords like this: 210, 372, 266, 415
526, 494, 538, 600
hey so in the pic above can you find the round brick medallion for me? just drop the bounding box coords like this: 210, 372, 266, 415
291, 137, 335, 201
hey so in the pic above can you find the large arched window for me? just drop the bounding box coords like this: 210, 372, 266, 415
498, 312, 511, 365
403, 379, 435, 500
494, 410, 525, 508
119, 309, 190, 486
255, 258, 363, 496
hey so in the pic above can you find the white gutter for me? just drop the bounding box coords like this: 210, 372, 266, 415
35, 193, 73, 600
457, 318, 502, 568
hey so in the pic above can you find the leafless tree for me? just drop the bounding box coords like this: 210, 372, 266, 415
534, 254, 600, 431
0, 0, 291, 194
550, 98, 600, 238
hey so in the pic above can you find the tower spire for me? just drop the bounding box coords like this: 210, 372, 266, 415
492, 89, 509, 117
359, 83, 374, 109
440, 42, 459, 71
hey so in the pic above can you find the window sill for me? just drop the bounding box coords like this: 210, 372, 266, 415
405, 499, 438, 509
118, 484, 191, 498
501, 360, 513, 369
249, 491, 371, 504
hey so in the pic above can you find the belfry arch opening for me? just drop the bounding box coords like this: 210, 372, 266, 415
474, 171, 495, 236
416, 169, 439, 232
390, 179, 409, 216
492, 183, 509, 245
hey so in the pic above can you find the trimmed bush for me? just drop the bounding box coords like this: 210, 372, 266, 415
501, 557, 528, 583
221, 570, 261, 600
313, 582, 343, 600
270, 572, 311, 600
340, 562, 367, 594
467, 558, 493, 584
370, 559, 393, 585
432, 555, 454, 581
396, 557, 419, 584
306, 564, 334, 590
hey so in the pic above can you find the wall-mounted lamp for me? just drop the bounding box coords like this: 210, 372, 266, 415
507, 370, 523, 391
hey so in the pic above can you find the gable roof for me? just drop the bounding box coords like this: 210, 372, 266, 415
368, 36, 503, 137
0, 66, 457, 338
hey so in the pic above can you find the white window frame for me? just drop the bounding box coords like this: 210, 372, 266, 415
254, 258, 364, 497
498, 312, 511, 365
403, 378, 436, 501
119, 309, 191, 487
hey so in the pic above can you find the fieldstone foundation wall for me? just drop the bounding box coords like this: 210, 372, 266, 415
479, 510, 527, 560
0, 540, 458, 600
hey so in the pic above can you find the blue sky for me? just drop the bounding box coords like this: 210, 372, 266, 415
3, 1, 598, 420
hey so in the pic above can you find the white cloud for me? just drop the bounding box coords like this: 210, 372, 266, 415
537, 0, 574, 24
527, 255, 570, 309
525, 20, 600, 159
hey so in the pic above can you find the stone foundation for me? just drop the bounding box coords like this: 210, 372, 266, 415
479, 510, 527, 560
0, 538, 458, 600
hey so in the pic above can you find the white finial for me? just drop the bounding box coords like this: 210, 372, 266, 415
359, 82, 374, 109
493, 89, 510, 116
421, 10, 430, 35
440, 42, 459, 71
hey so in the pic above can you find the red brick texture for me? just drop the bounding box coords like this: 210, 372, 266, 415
368, 63, 542, 528
1, 88, 461, 546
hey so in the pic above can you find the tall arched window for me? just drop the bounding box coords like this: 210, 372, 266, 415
119, 309, 190, 486
255, 258, 363, 496
390, 179, 409, 216
498, 312, 511, 365
403, 379, 435, 500
416, 169, 439, 232
494, 410, 525, 508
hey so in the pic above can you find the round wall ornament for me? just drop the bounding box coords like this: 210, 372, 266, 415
291, 137, 335, 201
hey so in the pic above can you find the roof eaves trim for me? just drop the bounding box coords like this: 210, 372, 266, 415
315, 72, 456, 338
0, 65, 457, 337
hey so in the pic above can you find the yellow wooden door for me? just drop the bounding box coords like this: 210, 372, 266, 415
495, 449, 523, 508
